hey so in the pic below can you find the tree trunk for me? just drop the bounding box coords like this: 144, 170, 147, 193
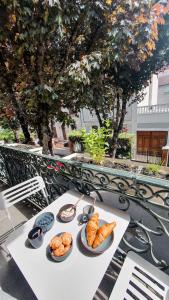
48, 130, 53, 156
37, 124, 43, 146
11, 98, 31, 144
42, 131, 49, 154
94, 108, 103, 127
51, 118, 57, 138
61, 123, 67, 140
41, 126, 53, 156
39, 125, 53, 156
110, 130, 119, 160
37, 105, 53, 156
109, 96, 127, 159
12, 130, 20, 143
18, 115, 31, 144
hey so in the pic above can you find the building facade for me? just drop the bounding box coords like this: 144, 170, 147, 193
55, 102, 137, 141
137, 70, 169, 165
54, 69, 169, 165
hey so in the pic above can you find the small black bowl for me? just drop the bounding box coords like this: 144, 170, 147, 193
28, 226, 43, 249
48, 232, 73, 262
58, 204, 76, 223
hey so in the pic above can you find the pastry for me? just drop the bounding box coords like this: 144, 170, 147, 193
92, 222, 116, 249
53, 244, 65, 256
61, 232, 72, 246
86, 213, 99, 247
50, 232, 72, 257
50, 236, 62, 249
63, 245, 70, 254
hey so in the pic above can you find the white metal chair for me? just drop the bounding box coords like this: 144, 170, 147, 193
0, 176, 49, 212
110, 251, 169, 300
0, 288, 17, 300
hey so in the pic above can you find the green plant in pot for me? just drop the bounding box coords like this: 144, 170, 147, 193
68, 129, 84, 143
68, 129, 85, 153
82, 120, 111, 165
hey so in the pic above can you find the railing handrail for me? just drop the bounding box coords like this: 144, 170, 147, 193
0, 145, 168, 190
137, 103, 169, 114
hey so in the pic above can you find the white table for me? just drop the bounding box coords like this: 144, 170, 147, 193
6, 191, 130, 300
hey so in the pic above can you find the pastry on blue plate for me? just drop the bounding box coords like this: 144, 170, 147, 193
50, 232, 72, 257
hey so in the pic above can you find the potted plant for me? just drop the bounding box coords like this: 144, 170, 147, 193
68, 129, 85, 153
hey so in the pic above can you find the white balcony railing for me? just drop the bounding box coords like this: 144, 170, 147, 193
137, 103, 169, 114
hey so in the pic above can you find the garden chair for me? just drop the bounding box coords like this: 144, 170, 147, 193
109, 251, 169, 300
0, 176, 49, 229
0, 288, 17, 300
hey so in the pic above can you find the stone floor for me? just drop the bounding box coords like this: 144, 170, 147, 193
0, 183, 39, 300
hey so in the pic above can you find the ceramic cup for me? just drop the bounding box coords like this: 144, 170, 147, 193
83, 205, 94, 220
28, 226, 43, 248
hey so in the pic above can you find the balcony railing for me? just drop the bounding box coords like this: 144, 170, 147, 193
137, 103, 169, 114
0, 145, 169, 284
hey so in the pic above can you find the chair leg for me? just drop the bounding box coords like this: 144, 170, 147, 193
42, 189, 49, 205
0, 243, 11, 258
5, 209, 16, 232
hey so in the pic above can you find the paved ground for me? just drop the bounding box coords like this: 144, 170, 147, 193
0, 183, 39, 300
114, 158, 169, 172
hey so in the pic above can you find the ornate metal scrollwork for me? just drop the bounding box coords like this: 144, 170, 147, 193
0, 145, 169, 273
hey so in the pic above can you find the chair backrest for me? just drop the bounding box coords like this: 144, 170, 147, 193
0, 176, 47, 209
0, 288, 17, 300
110, 251, 169, 300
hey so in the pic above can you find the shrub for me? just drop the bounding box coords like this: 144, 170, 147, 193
0, 129, 15, 142
115, 138, 131, 159
19, 132, 25, 142
82, 120, 111, 164
119, 133, 136, 140
146, 164, 161, 175
116, 133, 136, 159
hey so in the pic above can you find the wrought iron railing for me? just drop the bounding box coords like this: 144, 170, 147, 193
0, 145, 169, 276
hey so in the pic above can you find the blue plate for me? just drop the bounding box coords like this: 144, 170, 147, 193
81, 219, 114, 254
34, 212, 54, 233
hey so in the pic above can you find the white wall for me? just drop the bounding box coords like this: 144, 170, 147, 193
123, 102, 137, 133
138, 74, 158, 107
73, 104, 137, 134
55, 122, 65, 139
57, 102, 137, 141
137, 111, 169, 131
137, 73, 169, 132
158, 85, 169, 105
150, 74, 158, 105
74, 109, 98, 132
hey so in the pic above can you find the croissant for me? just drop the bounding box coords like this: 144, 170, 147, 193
86, 213, 99, 247
92, 222, 116, 249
